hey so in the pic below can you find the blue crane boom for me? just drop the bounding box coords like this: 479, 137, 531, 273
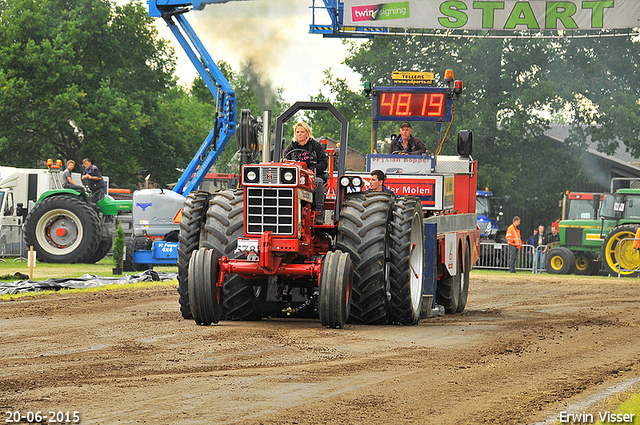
148, 0, 239, 195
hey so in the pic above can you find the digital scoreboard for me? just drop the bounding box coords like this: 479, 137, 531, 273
373, 87, 452, 122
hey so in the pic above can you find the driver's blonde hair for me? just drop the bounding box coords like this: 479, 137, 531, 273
293, 121, 313, 139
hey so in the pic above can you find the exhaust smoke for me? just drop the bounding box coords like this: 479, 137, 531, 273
193, 0, 303, 108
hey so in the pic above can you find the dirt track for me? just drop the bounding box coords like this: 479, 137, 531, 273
1, 272, 640, 425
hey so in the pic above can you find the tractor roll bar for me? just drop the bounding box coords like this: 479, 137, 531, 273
274, 102, 349, 179
273, 101, 349, 221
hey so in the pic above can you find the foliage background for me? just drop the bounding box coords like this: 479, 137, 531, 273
1, 0, 639, 234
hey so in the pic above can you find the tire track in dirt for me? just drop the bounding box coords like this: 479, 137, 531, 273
1, 275, 639, 424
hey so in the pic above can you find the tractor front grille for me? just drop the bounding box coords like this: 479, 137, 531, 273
565, 227, 584, 246
246, 188, 295, 235
261, 167, 279, 185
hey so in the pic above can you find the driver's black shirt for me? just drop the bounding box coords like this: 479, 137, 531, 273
283, 138, 328, 174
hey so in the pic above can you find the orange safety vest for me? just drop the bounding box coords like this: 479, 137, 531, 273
635, 227, 640, 250
506, 224, 522, 248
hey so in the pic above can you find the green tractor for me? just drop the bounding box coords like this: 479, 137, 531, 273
546, 189, 640, 276
23, 189, 132, 263
545, 192, 604, 275
598, 189, 640, 276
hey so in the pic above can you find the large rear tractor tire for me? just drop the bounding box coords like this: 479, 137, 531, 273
86, 238, 112, 264
545, 247, 576, 275
177, 191, 211, 320
188, 247, 221, 325
388, 196, 424, 325
201, 189, 267, 321
318, 250, 353, 328
336, 192, 393, 325
24, 194, 100, 263
85, 216, 117, 264
437, 244, 461, 314
601, 225, 640, 277
574, 251, 597, 275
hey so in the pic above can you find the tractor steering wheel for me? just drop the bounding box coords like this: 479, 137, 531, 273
283, 149, 317, 169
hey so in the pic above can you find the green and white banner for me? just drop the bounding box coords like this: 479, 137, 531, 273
344, 0, 640, 30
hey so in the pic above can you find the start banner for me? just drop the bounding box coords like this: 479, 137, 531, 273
343, 0, 640, 31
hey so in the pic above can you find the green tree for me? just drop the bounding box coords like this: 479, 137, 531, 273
0, 0, 205, 188
305, 69, 372, 155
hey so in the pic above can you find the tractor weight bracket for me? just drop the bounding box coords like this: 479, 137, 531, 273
219, 256, 323, 280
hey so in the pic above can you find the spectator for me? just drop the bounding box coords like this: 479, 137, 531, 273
548, 225, 560, 244
532, 224, 548, 274
506, 216, 522, 273
528, 228, 538, 267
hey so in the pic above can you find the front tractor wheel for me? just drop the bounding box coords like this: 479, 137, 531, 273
23, 195, 100, 263
574, 251, 597, 275
201, 189, 266, 320
602, 225, 640, 277
319, 250, 353, 328
544, 247, 576, 275
188, 247, 221, 325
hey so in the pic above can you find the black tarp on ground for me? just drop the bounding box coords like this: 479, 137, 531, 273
0, 270, 177, 295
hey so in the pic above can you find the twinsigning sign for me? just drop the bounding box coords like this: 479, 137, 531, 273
343, 0, 640, 31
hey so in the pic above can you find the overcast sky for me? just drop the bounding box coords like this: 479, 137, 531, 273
118, 0, 364, 104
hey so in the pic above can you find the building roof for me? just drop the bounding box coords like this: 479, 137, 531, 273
544, 124, 640, 174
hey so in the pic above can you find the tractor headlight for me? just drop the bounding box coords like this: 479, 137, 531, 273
352, 177, 362, 187
280, 167, 296, 184
340, 177, 350, 187
243, 167, 259, 184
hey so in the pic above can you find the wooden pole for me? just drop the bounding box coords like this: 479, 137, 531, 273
29, 246, 34, 280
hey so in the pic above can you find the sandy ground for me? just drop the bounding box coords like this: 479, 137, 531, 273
1, 272, 639, 424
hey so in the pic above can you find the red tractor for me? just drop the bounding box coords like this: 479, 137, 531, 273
178, 96, 479, 328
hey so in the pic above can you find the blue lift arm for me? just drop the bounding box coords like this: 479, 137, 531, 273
148, 0, 240, 195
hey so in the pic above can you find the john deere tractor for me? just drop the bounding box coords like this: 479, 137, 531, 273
547, 189, 640, 276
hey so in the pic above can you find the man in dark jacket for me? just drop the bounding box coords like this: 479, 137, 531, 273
283, 121, 328, 225
81, 158, 105, 203
532, 224, 548, 274
389, 122, 428, 155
